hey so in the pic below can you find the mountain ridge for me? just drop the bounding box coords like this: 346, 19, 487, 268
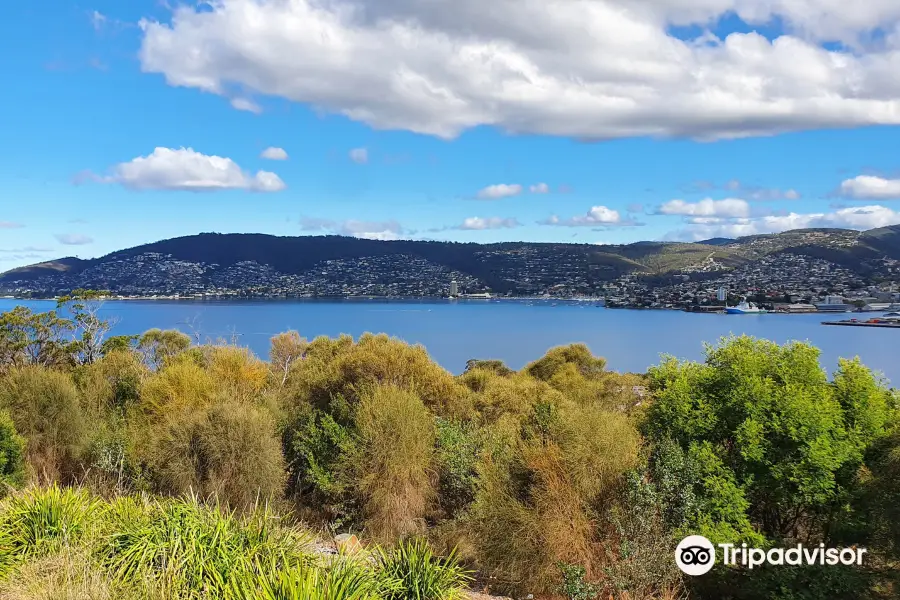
2, 226, 899, 298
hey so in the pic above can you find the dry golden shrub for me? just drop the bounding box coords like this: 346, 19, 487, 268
0, 366, 87, 483
140, 360, 216, 416
140, 400, 285, 510
353, 384, 436, 542
286, 333, 473, 420
206, 345, 271, 402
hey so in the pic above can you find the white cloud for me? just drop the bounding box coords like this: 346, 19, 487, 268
138, 0, 900, 141
90, 10, 107, 31
261, 146, 288, 160
542, 205, 639, 227
299, 216, 406, 240
669, 205, 900, 240
106, 147, 286, 192
349, 148, 369, 164
230, 98, 262, 114
0, 222, 24, 229
659, 198, 751, 218
456, 216, 521, 230
839, 175, 900, 199
476, 184, 522, 199
529, 183, 550, 194
55, 234, 94, 245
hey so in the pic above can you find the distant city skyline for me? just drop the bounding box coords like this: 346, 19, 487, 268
4, 1, 900, 270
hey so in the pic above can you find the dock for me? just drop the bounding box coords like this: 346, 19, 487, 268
822, 319, 900, 328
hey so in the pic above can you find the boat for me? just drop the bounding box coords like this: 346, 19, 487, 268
815, 295, 852, 313
725, 297, 767, 314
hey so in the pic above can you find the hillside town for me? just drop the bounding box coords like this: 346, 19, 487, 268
2, 247, 899, 313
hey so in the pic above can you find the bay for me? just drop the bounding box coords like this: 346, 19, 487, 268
1, 298, 896, 385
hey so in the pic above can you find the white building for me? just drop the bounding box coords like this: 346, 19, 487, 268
449, 280, 458, 297
717, 287, 727, 302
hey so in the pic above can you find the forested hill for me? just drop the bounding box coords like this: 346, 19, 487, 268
1, 225, 899, 297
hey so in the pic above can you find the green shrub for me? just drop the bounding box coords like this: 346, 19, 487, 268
376, 538, 471, 600
434, 418, 481, 518
0, 411, 26, 494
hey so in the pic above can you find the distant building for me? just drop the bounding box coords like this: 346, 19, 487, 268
449, 280, 458, 297
717, 286, 727, 302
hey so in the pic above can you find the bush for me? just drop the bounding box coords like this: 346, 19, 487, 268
0, 367, 87, 482
352, 385, 436, 542
284, 333, 473, 420
140, 401, 286, 509
434, 418, 481, 519
0, 411, 26, 494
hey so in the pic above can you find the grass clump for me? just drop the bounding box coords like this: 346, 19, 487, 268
0, 485, 101, 574
100, 494, 313, 598
376, 538, 472, 600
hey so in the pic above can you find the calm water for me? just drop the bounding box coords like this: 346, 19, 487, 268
1, 298, 897, 384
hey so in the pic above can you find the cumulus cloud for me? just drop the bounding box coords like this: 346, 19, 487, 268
55, 234, 94, 245
455, 216, 521, 230
138, 0, 900, 141
529, 183, 550, 194
261, 146, 288, 160
476, 184, 522, 199
104, 147, 286, 192
0, 222, 24, 229
838, 175, 900, 199
299, 216, 406, 240
541, 205, 643, 227
349, 148, 369, 164
658, 198, 751, 218
668, 205, 900, 241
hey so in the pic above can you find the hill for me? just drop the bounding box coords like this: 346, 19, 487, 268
1, 226, 898, 298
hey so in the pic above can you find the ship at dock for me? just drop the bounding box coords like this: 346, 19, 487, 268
725, 297, 767, 314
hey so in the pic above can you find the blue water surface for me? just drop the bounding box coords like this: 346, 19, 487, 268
1, 298, 896, 384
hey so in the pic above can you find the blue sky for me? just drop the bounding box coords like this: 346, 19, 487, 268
3, 0, 900, 270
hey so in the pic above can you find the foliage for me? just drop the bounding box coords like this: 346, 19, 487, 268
137, 328, 192, 370
558, 562, 600, 600
0, 367, 87, 482
645, 335, 897, 544
375, 538, 472, 600
0, 411, 26, 494
0, 302, 897, 599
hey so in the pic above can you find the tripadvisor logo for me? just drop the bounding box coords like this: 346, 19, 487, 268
675, 535, 868, 576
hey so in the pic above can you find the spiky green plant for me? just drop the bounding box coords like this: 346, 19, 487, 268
0, 486, 101, 563
231, 556, 397, 600
99, 493, 313, 597
376, 538, 472, 600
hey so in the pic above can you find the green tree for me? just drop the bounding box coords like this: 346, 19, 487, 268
137, 329, 192, 369
645, 335, 895, 543
0, 306, 74, 370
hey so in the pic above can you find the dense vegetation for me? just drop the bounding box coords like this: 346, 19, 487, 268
0, 292, 897, 599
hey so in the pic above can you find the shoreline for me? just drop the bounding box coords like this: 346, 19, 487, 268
2, 296, 891, 317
